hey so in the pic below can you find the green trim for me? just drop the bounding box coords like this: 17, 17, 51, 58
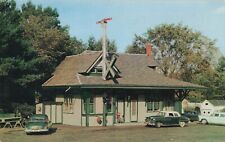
129, 97, 131, 122
82, 92, 91, 127
87, 97, 90, 127
80, 85, 206, 90
43, 84, 206, 90
61, 104, 63, 124
137, 96, 139, 122
146, 101, 160, 112
116, 98, 118, 123
124, 98, 126, 122
82, 97, 95, 115
113, 97, 116, 124
175, 101, 182, 114
103, 102, 107, 126
55, 105, 57, 123
81, 96, 83, 126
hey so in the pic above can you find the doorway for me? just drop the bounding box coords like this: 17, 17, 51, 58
130, 97, 138, 122
117, 98, 125, 123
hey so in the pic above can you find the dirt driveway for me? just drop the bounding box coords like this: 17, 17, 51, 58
0, 123, 225, 142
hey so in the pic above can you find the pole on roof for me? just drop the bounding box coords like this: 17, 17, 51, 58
97, 18, 112, 80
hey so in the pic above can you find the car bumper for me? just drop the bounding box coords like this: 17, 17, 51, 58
25, 128, 49, 133
145, 121, 156, 126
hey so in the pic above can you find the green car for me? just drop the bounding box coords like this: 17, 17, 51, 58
25, 114, 52, 134
182, 111, 199, 122
145, 111, 190, 128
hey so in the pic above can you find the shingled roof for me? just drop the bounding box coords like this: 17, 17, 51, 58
42, 51, 205, 89
208, 100, 225, 106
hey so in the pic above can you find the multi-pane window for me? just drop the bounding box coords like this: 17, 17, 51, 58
146, 101, 160, 112
83, 96, 95, 114
146, 95, 160, 112
64, 96, 74, 113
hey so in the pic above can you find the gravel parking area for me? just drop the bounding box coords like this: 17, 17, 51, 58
0, 123, 225, 142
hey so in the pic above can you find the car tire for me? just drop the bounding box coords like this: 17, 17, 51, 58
179, 121, 185, 127
201, 119, 208, 125
155, 122, 161, 128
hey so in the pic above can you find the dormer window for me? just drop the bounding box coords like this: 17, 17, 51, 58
90, 67, 102, 74
80, 52, 120, 79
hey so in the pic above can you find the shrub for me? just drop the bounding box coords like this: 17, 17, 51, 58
12, 103, 35, 118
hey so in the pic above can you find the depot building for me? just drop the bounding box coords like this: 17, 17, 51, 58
36, 50, 204, 127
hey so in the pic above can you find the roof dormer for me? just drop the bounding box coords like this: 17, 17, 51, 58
79, 52, 120, 80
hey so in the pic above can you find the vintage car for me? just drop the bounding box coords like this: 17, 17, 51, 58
25, 114, 52, 134
182, 111, 199, 122
145, 111, 190, 128
199, 112, 225, 125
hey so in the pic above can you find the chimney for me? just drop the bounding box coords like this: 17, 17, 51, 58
146, 43, 152, 57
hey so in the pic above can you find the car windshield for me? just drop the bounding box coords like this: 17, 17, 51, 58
29, 116, 47, 122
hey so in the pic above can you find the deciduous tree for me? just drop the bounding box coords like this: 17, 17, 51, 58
0, 0, 85, 109
87, 36, 117, 52
126, 24, 218, 82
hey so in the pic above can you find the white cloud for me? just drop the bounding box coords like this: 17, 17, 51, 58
214, 6, 225, 14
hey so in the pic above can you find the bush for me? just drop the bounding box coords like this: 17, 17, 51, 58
12, 103, 35, 118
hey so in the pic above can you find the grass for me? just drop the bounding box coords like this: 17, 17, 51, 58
0, 123, 225, 142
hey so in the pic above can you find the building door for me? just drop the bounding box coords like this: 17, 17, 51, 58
51, 104, 56, 123
130, 97, 138, 122
44, 105, 51, 120
117, 99, 125, 123
55, 104, 62, 123
43, 103, 63, 124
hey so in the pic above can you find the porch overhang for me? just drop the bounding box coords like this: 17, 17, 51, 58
42, 84, 206, 90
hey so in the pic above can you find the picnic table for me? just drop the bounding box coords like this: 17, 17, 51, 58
0, 113, 22, 128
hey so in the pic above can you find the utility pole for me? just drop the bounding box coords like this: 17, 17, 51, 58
97, 18, 112, 80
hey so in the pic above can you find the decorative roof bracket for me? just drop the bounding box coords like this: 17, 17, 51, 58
103, 55, 117, 80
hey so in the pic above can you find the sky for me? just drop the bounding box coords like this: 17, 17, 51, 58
16, 0, 225, 55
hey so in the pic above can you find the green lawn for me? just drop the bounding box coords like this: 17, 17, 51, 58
0, 123, 224, 142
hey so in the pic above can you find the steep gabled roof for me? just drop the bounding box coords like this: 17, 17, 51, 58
42, 51, 205, 89
208, 100, 225, 106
